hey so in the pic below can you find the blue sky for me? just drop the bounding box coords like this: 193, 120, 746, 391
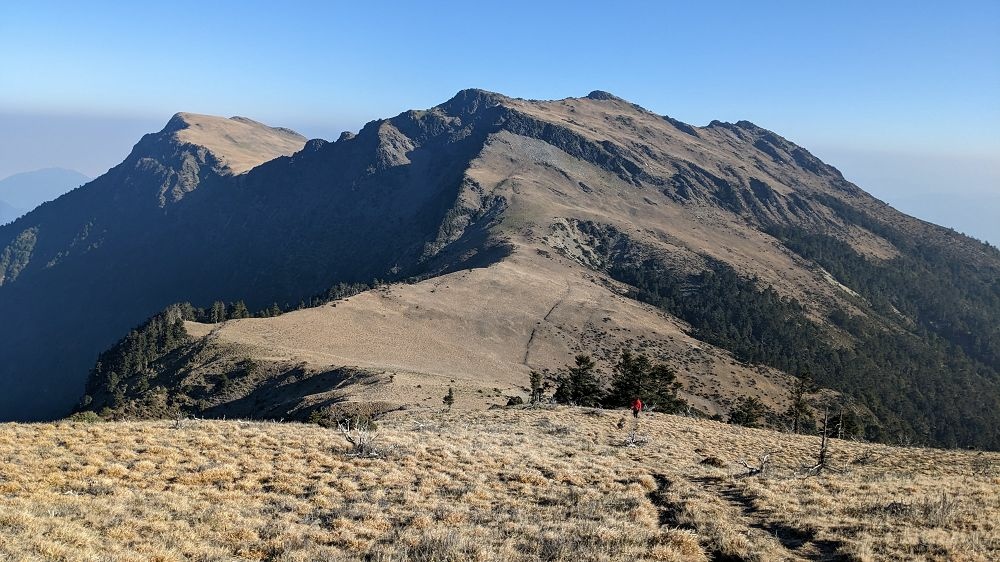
1, 1, 998, 241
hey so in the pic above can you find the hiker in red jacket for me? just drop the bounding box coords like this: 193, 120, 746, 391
631, 397, 643, 418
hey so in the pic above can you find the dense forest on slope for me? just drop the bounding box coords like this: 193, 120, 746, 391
775, 194, 1000, 371
614, 255, 1000, 449
598, 207, 1000, 449
78, 305, 193, 417
765, 210, 1000, 447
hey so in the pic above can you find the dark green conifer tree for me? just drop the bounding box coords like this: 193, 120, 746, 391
552, 355, 604, 407
529, 370, 545, 404
786, 373, 817, 433
604, 350, 687, 413
228, 301, 250, 319
728, 396, 769, 428
209, 301, 226, 323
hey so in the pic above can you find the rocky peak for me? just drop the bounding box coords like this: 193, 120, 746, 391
437, 88, 510, 117
585, 90, 624, 102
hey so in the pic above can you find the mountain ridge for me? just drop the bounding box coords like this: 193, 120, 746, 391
3, 90, 998, 448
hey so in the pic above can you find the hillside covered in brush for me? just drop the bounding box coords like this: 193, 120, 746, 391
2, 90, 998, 448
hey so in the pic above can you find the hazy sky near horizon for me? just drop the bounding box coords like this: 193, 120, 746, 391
1, 1, 997, 241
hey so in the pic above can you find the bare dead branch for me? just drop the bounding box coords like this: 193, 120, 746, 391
338, 417, 380, 457
737, 451, 777, 477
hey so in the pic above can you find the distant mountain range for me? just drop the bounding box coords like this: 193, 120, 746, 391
0, 199, 20, 225
2, 91, 998, 449
0, 167, 90, 224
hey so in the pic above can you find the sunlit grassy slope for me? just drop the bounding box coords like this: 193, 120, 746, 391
0, 407, 997, 561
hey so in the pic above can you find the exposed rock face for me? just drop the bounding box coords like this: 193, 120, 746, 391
127, 112, 307, 206
2, 90, 999, 450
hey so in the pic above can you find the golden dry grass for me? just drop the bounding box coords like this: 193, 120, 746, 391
171, 113, 305, 174
0, 407, 996, 561
182, 250, 799, 419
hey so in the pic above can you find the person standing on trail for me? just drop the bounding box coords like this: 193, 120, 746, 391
631, 397, 643, 418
